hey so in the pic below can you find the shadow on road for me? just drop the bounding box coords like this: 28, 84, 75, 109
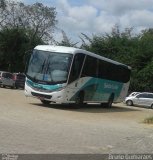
29, 102, 140, 113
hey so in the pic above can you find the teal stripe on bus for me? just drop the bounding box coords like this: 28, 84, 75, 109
26, 79, 63, 91
70, 77, 123, 102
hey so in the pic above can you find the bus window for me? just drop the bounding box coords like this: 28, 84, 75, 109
68, 53, 85, 83
81, 56, 98, 77
98, 60, 109, 80
98, 59, 131, 83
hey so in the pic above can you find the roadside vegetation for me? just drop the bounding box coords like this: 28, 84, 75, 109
0, 0, 153, 92
144, 116, 153, 124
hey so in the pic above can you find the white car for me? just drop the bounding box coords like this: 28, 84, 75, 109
128, 92, 140, 97
125, 92, 153, 108
0, 71, 15, 88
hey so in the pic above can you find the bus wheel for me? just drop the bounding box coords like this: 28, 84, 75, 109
107, 93, 114, 108
76, 91, 84, 106
41, 100, 51, 105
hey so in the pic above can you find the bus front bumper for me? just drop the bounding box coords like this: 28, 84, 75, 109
24, 83, 65, 103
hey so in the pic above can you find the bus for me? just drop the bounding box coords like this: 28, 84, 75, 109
24, 45, 131, 107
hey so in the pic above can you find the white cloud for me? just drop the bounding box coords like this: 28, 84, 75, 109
129, 10, 153, 27
55, 0, 153, 39
93, 11, 117, 33
88, 0, 153, 15
68, 6, 97, 22
56, 0, 98, 37
119, 9, 153, 30
21, 0, 153, 43
56, 0, 97, 22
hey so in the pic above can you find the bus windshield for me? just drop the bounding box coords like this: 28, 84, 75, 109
26, 50, 73, 84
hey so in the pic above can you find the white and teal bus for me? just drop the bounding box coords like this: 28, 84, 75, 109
24, 45, 131, 107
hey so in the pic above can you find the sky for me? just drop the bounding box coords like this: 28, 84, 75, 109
19, 0, 153, 43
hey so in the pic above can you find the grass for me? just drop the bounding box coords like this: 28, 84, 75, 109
144, 116, 153, 124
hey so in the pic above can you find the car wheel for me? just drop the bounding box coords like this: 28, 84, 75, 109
151, 104, 153, 109
126, 100, 133, 106
41, 100, 51, 105
15, 85, 18, 89
11, 85, 15, 89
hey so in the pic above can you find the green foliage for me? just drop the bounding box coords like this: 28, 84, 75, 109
80, 25, 153, 92
0, 0, 57, 72
0, 0, 57, 43
0, 27, 43, 72
144, 116, 153, 124
0, 0, 153, 92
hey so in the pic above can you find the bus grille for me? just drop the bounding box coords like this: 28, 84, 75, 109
31, 92, 52, 99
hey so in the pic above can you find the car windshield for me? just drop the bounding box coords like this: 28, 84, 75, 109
26, 50, 73, 84
3, 73, 13, 79
128, 92, 140, 97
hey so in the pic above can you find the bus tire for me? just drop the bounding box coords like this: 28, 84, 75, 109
107, 93, 114, 108
41, 100, 51, 105
76, 91, 84, 106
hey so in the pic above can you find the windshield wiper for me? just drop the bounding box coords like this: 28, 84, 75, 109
43, 61, 54, 82
41, 59, 46, 73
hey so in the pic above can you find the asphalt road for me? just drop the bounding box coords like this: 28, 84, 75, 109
0, 87, 153, 154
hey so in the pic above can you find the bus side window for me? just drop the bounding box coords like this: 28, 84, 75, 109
81, 56, 98, 77
68, 53, 85, 84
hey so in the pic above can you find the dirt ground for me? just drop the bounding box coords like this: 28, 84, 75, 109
0, 87, 153, 154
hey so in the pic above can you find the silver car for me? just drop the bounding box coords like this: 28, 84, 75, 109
128, 92, 140, 97
0, 71, 15, 88
125, 92, 153, 108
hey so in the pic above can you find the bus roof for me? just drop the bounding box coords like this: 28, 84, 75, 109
35, 45, 80, 54
34, 45, 131, 69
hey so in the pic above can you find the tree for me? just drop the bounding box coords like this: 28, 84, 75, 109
80, 25, 138, 64
56, 30, 78, 47
0, 27, 43, 72
0, 0, 58, 72
0, 0, 57, 43
80, 25, 153, 92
